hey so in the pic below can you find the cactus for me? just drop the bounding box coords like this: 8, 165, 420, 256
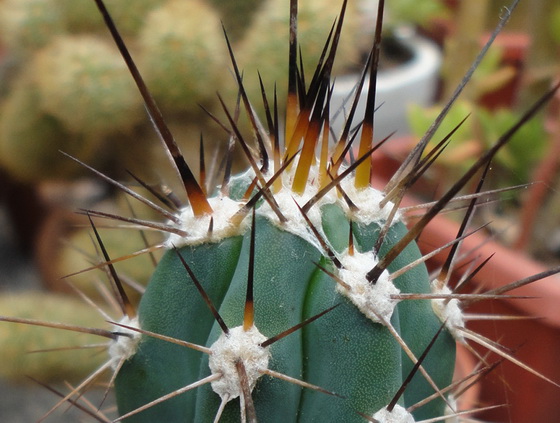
113, 204, 456, 422
207, 0, 264, 41
33, 35, 144, 135
0, 34, 143, 182
0, 292, 106, 382
0, 0, 161, 53
0, 0, 363, 183
57, 0, 162, 35
136, 0, 227, 114
0, 71, 104, 182
1, 0, 560, 422
0, 0, 66, 53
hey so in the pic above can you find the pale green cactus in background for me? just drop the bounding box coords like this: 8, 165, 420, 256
57, 0, 162, 35
0, 292, 106, 381
0, 71, 104, 181
33, 35, 144, 135
0, 0, 66, 53
137, 0, 227, 113
0, 0, 363, 184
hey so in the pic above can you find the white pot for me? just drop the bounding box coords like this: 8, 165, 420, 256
330, 32, 442, 141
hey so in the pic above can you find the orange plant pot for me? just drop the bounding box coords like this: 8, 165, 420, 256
414, 208, 560, 423
371, 141, 560, 422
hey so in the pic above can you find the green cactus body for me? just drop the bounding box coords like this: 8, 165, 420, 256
112, 166, 458, 422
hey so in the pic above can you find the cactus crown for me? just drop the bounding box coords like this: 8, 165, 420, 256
1, 0, 560, 422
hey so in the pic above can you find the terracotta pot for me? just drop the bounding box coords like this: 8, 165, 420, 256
414, 203, 560, 423
371, 141, 560, 422
453, 343, 481, 414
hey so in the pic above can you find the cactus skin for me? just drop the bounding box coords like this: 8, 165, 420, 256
113, 169, 456, 421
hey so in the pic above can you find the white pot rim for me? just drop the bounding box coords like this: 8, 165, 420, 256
334, 35, 442, 94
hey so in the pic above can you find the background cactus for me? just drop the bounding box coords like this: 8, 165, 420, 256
1, 0, 559, 422
137, 0, 227, 114
34, 35, 144, 135
0, 71, 104, 182
0, 0, 362, 184
0, 292, 105, 382
0, 0, 66, 53
207, 0, 264, 41
56, 0, 162, 35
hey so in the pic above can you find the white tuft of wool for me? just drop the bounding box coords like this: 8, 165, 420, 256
431, 283, 465, 343
208, 325, 270, 401
443, 394, 459, 423
338, 250, 400, 324
166, 161, 400, 253
372, 404, 416, 423
339, 176, 400, 224
256, 164, 335, 250
108, 316, 141, 369
166, 195, 249, 248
